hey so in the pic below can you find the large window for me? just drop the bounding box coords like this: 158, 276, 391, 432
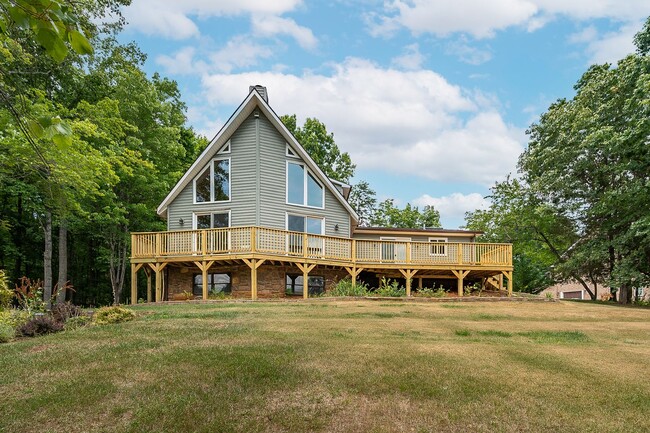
193, 273, 231, 296
287, 214, 324, 254
429, 237, 448, 256
195, 212, 230, 229
287, 162, 323, 208
285, 274, 325, 296
194, 158, 230, 203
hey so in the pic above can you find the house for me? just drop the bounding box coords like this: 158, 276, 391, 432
129, 86, 513, 302
540, 281, 647, 301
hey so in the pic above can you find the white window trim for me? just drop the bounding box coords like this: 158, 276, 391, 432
286, 143, 298, 158
286, 161, 325, 209
285, 212, 325, 235
429, 237, 448, 256
193, 157, 231, 204
217, 139, 231, 154
192, 210, 231, 230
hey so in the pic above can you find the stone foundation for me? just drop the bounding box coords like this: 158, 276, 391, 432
166, 264, 348, 300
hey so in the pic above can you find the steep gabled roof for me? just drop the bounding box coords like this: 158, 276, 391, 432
157, 88, 360, 223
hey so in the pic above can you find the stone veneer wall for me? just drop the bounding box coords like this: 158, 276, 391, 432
166, 264, 348, 299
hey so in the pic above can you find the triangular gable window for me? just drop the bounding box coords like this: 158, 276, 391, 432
217, 140, 231, 155
286, 144, 298, 158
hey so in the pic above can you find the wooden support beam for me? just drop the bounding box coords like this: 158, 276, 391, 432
418, 277, 423, 290
502, 270, 513, 297
499, 274, 504, 291
194, 261, 215, 301
345, 266, 363, 286
148, 263, 167, 302
296, 263, 316, 299
130, 264, 137, 305
145, 268, 152, 303
451, 270, 470, 297
399, 269, 417, 296
243, 258, 267, 300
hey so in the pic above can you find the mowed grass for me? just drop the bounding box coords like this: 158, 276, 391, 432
1, 301, 649, 433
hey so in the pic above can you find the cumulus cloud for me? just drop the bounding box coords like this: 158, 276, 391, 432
369, 0, 650, 39
200, 58, 524, 185
412, 192, 490, 228
570, 22, 640, 65
251, 15, 318, 50
391, 43, 425, 70
124, 0, 309, 41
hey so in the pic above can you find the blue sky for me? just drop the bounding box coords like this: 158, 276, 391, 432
118, 1, 649, 228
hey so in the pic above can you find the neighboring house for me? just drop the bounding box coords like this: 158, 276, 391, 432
540, 282, 648, 301
129, 86, 513, 302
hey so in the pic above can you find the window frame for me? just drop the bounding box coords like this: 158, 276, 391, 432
286, 143, 298, 158
285, 274, 325, 296
285, 213, 324, 235
428, 237, 448, 256
285, 161, 324, 209
192, 210, 231, 230
193, 157, 231, 204
217, 140, 231, 155
192, 272, 232, 296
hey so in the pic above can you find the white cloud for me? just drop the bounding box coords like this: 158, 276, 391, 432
155, 37, 274, 75
446, 38, 492, 65
391, 43, 425, 70
124, 0, 306, 40
210, 36, 274, 73
370, 0, 650, 39
200, 58, 524, 185
412, 192, 490, 228
570, 22, 640, 65
251, 15, 318, 50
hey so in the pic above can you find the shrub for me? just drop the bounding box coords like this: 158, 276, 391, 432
0, 309, 32, 329
18, 315, 64, 337
93, 306, 136, 325
14, 277, 45, 313
327, 278, 370, 297
65, 315, 91, 330
416, 286, 446, 298
545, 292, 554, 300
51, 302, 84, 323
374, 278, 406, 297
0, 269, 13, 309
464, 282, 480, 296
0, 323, 14, 343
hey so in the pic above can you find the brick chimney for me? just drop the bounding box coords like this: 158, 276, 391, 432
249, 85, 268, 102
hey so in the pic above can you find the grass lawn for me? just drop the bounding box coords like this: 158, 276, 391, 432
1, 300, 649, 433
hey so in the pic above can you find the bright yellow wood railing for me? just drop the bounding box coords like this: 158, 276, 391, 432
131, 226, 512, 267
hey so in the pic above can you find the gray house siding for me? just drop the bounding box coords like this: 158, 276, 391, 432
167, 114, 258, 231
166, 111, 351, 238
351, 233, 475, 244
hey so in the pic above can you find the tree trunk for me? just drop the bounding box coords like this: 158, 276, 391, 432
109, 230, 128, 305
618, 283, 632, 305
56, 219, 68, 304
43, 210, 53, 310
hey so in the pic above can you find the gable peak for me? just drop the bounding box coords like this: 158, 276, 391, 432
249, 85, 268, 103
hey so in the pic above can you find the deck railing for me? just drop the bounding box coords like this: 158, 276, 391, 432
131, 226, 512, 267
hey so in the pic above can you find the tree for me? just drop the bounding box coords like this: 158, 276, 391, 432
281, 114, 356, 183
348, 181, 376, 226
371, 199, 441, 229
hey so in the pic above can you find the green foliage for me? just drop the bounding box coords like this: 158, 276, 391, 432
415, 286, 446, 298
0, 322, 13, 343
371, 199, 441, 229
93, 306, 136, 325
14, 277, 44, 313
0, 308, 32, 329
374, 278, 406, 297
64, 314, 91, 330
281, 114, 355, 183
327, 278, 370, 297
18, 315, 64, 337
348, 180, 376, 226
0, 269, 12, 308
207, 292, 231, 300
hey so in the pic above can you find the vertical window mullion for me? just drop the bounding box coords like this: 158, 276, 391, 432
303, 165, 308, 205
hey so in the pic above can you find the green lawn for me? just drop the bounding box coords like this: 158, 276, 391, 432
1, 300, 649, 433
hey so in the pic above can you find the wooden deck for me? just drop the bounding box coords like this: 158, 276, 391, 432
130, 226, 513, 302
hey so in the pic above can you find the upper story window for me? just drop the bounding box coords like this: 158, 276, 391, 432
429, 237, 448, 256
194, 158, 230, 203
287, 161, 323, 208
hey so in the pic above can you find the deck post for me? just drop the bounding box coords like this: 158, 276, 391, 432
202, 262, 208, 301
145, 268, 152, 303
452, 270, 470, 297
345, 267, 363, 287
503, 271, 513, 297
499, 274, 504, 291
418, 277, 423, 290
399, 269, 416, 297
155, 267, 162, 302
296, 263, 316, 299
130, 264, 138, 305
243, 258, 265, 300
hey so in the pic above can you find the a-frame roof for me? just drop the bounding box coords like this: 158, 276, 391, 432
157, 88, 360, 223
